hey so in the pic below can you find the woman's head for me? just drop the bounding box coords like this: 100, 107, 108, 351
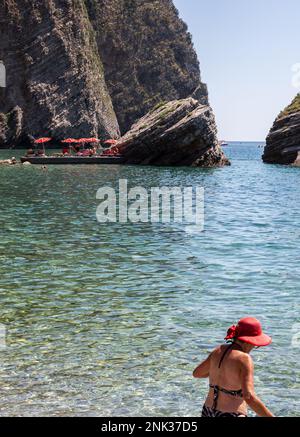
225, 317, 272, 348
235, 339, 256, 354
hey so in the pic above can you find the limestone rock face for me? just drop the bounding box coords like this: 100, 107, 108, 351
0, 0, 119, 147
85, 0, 209, 134
118, 98, 230, 167
0, 106, 23, 146
0, 0, 221, 168
263, 95, 300, 165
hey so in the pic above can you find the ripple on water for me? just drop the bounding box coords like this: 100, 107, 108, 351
0, 144, 299, 416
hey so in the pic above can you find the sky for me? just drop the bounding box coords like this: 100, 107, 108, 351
173, 0, 300, 141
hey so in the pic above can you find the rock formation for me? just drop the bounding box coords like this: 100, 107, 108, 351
0, 0, 227, 168
86, 0, 208, 134
263, 94, 300, 165
0, 156, 17, 165
0, 0, 119, 147
118, 98, 230, 167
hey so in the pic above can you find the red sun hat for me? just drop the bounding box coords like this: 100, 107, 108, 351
225, 317, 272, 347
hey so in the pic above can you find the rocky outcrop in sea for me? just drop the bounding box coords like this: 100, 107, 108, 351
118, 98, 230, 167
263, 94, 300, 165
0, 156, 17, 165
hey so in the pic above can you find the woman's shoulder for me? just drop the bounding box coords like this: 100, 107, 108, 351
211, 344, 253, 362
210, 344, 227, 359
237, 352, 254, 367
212, 344, 229, 353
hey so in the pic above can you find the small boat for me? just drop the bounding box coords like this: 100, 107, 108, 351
219, 141, 229, 147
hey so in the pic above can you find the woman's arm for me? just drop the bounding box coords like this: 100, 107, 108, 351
193, 353, 212, 379
240, 355, 275, 417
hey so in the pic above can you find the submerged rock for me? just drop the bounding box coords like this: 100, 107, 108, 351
263, 94, 300, 165
118, 98, 230, 167
0, 157, 17, 165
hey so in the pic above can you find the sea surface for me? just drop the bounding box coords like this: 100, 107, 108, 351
0, 142, 299, 417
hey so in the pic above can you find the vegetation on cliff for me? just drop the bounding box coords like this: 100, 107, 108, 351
279, 94, 300, 119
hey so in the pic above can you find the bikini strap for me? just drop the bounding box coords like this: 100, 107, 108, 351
219, 342, 243, 368
218, 343, 233, 368
209, 343, 244, 411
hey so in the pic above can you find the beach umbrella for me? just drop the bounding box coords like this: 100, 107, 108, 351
34, 138, 52, 156
84, 138, 100, 143
61, 139, 77, 143
34, 138, 52, 144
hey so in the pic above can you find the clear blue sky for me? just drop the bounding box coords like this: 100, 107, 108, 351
174, 0, 300, 141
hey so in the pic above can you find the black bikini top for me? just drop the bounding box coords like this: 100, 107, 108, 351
210, 343, 244, 410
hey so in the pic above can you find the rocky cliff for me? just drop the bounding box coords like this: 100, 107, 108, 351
118, 98, 229, 167
0, 0, 221, 168
263, 94, 300, 165
0, 0, 119, 147
86, 0, 208, 134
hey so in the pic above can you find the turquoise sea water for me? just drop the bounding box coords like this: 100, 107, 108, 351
0, 142, 299, 417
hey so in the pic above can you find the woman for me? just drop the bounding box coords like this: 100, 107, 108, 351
193, 317, 274, 417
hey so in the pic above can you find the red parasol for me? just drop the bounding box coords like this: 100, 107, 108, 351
34, 138, 52, 144
61, 138, 77, 143
84, 138, 100, 143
